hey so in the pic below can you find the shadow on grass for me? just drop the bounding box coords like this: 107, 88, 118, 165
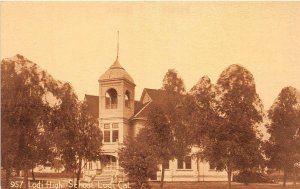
149, 182, 299, 189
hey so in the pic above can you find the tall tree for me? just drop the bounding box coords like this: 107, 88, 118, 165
51, 88, 102, 189
120, 69, 188, 189
1, 58, 20, 188
162, 69, 186, 94
1, 55, 63, 189
144, 105, 175, 189
188, 76, 216, 148
265, 86, 300, 187
119, 131, 159, 189
156, 69, 190, 188
187, 76, 218, 178
204, 64, 264, 189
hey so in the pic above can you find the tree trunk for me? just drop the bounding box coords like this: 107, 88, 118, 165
72, 170, 75, 189
293, 166, 297, 188
5, 167, 11, 189
31, 168, 35, 181
283, 167, 287, 187
227, 169, 232, 189
23, 166, 29, 189
76, 158, 82, 189
160, 164, 165, 189
197, 156, 199, 182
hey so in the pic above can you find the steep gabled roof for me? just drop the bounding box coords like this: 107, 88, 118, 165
132, 88, 182, 120
140, 88, 169, 105
132, 101, 152, 119
134, 100, 144, 115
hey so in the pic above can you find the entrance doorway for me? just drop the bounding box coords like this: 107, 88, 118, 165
103, 155, 117, 170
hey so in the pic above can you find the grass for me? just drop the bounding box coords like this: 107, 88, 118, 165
2, 178, 299, 189
149, 182, 300, 189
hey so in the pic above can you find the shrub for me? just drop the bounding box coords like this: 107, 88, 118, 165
233, 170, 274, 184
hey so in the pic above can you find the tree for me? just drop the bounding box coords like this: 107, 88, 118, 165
204, 64, 264, 189
187, 76, 219, 179
161, 68, 191, 153
51, 88, 102, 189
120, 101, 185, 189
265, 86, 300, 187
119, 69, 188, 189
188, 76, 217, 148
1, 55, 63, 189
150, 69, 190, 188
161, 69, 186, 94
119, 131, 159, 189
144, 105, 175, 189
160, 69, 194, 187
29, 128, 56, 181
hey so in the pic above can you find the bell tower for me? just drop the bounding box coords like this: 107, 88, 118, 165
99, 59, 135, 121
98, 33, 135, 148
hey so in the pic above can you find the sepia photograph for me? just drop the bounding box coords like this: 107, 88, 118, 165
1, 2, 300, 189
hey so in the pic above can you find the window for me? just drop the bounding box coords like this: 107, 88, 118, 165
112, 123, 119, 129
104, 130, 110, 142
177, 156, 192, 170
125, 91, 130, 108
89, 162, 93, 169
103, 123, 119, 143
163, 160, 169, 169
105, 88, 118, 109
177, 159, 184, 169
112, 130, 119, 142
185, 156, 192, 169
104, 124, 110, 129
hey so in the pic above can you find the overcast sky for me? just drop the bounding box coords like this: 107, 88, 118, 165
1, 2, 300, 110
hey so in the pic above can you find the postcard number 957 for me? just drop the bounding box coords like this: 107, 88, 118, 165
10, 181, 23, 188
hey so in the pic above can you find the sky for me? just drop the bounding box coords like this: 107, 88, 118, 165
1, 2, 300, 110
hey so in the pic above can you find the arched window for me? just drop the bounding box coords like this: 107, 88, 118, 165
125, 90, 130, 108
105, 88, 118, 109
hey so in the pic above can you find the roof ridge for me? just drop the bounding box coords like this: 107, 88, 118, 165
85, 94, 99, 97
144, 88, 164, 91
133, 101, 152, 118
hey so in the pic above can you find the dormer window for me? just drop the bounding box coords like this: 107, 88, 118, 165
105, 88, 118, 109
125, 90, 130, 108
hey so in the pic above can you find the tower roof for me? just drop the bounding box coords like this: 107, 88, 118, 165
99, 58, 135, 84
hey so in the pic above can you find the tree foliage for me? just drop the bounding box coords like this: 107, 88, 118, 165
161, 69, 186, 94
119, 103, 178, 189
51, 88, 102, 189
265, 86, 300, 186
188, 76, 217, 152
159, 69, 191, 188
1, 54, 103, 189
119, 132, 159, 189
1, 54, 63, 188
130, 104, 176, 189
161, 69, 191, 158
120, 69, 188, 189
203, 65, 264, 189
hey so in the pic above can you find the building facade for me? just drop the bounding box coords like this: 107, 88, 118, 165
83, 57, 227, 182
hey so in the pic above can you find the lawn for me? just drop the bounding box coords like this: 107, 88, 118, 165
2, 178, 299, 189
149, 182, 299, 189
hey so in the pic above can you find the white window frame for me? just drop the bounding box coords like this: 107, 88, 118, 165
103, 123, 119, 143
177, 156, 192, 170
